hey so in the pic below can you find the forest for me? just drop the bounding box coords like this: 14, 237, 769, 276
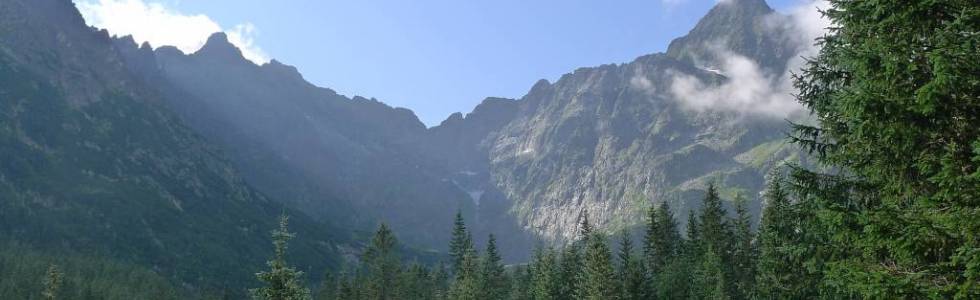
4, 0, 978, 299
241, 1, 980, 298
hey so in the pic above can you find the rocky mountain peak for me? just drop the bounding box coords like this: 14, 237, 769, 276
193, 32, 248, 64
665, 0, 792, 73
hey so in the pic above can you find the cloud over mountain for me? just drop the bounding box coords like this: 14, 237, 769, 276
668, 0, 830, 118
76, 0, 269, 63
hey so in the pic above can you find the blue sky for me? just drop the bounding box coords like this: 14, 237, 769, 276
77, 0, 809, 126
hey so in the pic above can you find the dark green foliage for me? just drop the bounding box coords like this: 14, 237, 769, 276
398, 262, 434, 300
789, 0, 980, 298
507, 265, 532, 300
448, 250, 480, 300
449, 211, 475, 275
431, 263, 451, 300
644, 203, 680, 279
479, 235, 508, 300
251, 215, 312, 300
0, 242, 181, 299
754, 177, 810, 298
364, 224, 401, 300
530, 248, 560, 300
577, 232, 618, 300
731, 194, 756, 299
617, 233, 649, 300
557, 245, 581, 300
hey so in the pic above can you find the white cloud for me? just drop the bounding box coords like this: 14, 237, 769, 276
76, 0, 269, 64
667, 0, 830, 118
630, 75, 656, 96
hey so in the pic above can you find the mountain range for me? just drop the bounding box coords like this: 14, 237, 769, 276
0, 0, 812, 293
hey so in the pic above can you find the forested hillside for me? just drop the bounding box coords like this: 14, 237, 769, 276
0, 0, 976, 299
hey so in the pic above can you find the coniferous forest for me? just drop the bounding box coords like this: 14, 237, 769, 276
245, 1, 980, 299
2, 0, 978, 299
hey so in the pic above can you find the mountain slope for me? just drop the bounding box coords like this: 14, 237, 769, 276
111, 33, 474, 249
424, 0, 808, 244
0, 0, 347, 294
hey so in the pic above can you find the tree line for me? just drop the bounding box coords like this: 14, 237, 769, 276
249, 0, 980, 298
251, 180, 805, 300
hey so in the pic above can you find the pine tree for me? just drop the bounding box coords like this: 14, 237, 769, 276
577, 232, 618, 300
449, 250, 481, 300
449, 211, 475, 275
754, 177, 804, 299
579, 214, 595, 237
644, 203, 688, 299
364, 223, 401, 300
644, 203, 680, 278
41, 264, 62, 300
684, 185, 736, 299
399, 262, 433, 300
431, 263, 450, 300
691, 245, 729, 300
730, 194, 756, 299
251, 214, 312, 300
335, 271, 360, 300
617, 232, 649, 300
789, 0, 980, 297
530, 248, 560, 300
557, 243, 581, 300
479, 234, 508, 300
508, 265, 532, 300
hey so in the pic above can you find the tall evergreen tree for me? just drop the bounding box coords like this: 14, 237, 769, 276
508, 265, 533, 300
617, 232, 649, 300
731, 194, 757, 299
690, 245, 729, 300
479, 234, 508, 300
644, 203, 680, 278
685, 185, 736, 299
431, 263, 451, 300
754, 177, 806, 298
790, 0, 980, 297
577, 232, 618, 300
364, 223, 401, 300
251, 214, 312, 300
449, 211, 475, 275
448, 250, 481, 300
399, 262, 433, 300
41, 264, 61, 300
557, 243, 582, 300
530, 248, 560, 300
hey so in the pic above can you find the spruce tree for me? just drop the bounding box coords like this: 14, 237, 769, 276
577, 232, 618, 300
41, 264, 62, 300
431, 263, 450, 300
449, 211, 475, 275
754, 177, 803, 298
479, 234, 508, 300
364, 223, 401, 300
789, 0, 980, 297
399, 262, 433, 300
251, 214, 312, 300
557, 243, 581, 300
617, 232, 649, 300
644, 203, 680, 278
691, 245, 729, 300
731, 194, 756, 299
448, 250, 481, 300
508, 265, 533, 300
530, 248, 560, 300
